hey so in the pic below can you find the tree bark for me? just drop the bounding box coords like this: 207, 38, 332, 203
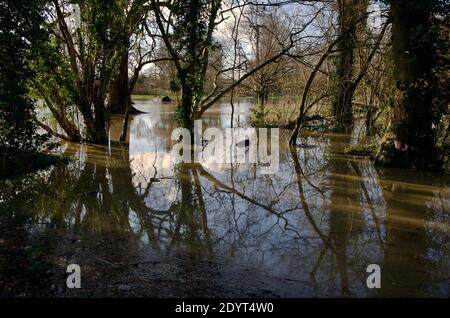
332, 0, 368, 131
109, 52, 129, 115
93, 95, 108, 143
386, 0, 437, 167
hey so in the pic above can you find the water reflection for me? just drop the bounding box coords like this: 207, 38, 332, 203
0, 99, 449, 297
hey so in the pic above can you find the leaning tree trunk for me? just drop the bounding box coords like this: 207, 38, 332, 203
380, 0, 437, 168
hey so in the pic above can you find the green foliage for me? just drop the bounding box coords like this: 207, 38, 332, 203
251, 103, 270, 127
169, 79, 181, 93
431, 2, 450, 148
0, 0, 50, 173
170, 0, 221, 129
28, 0, 142, 143
374, 0, 450, 169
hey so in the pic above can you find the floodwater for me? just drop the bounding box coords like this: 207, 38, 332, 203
0, 98, 449, 297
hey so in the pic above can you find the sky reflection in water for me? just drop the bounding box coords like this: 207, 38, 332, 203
1, 98, 449, 297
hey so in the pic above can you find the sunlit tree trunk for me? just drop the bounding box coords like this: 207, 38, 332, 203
332, 0, 368, 131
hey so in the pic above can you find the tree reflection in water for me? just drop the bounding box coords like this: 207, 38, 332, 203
0, 113, 449, 297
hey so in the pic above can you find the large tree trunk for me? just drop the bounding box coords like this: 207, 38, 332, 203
332, 0, 368, 131
177, 82, 196, 132
93, 97, 108, 144
383, 0, 437, 168
109, 52, 129, 115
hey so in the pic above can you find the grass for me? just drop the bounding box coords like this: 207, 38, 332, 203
250, 101, 330, 131
131, 94, 158, 101
250, 102, 299, 128
344, 144, 378, 157
131, 94, 179, 101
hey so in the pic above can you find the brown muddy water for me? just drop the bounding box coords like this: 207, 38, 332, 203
0, 98, 449, 297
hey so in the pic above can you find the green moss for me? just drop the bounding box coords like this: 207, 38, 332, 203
344, 144, 378, 157
132, 94, 179, 101
131, 94, 157, 101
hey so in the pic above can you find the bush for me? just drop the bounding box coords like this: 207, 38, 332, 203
0, 0, 50, 175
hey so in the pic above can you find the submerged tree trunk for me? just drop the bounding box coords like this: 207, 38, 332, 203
378, 0, 438, 168
84, 87, 108, 144
119, 95, 133, 142
332, 0, 368, 131
93, 99, 108, 144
